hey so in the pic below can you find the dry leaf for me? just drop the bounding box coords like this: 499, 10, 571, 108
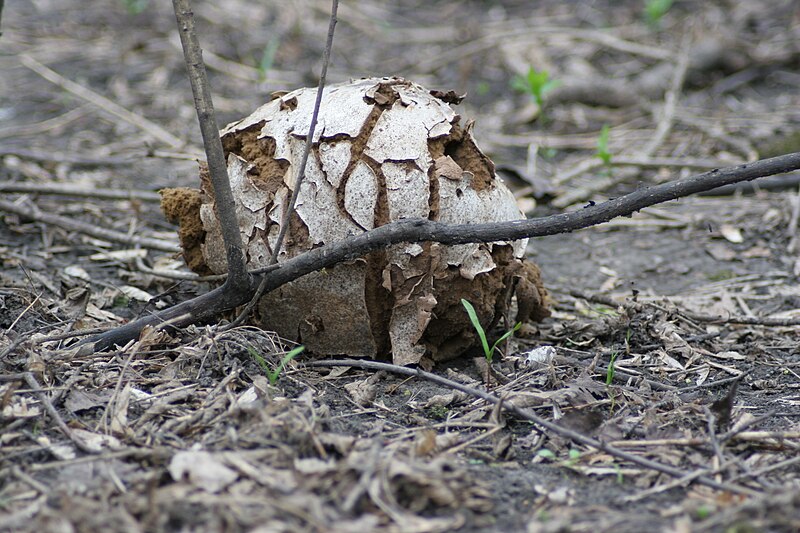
168, 451, 238, 493
719, 224, 744, 243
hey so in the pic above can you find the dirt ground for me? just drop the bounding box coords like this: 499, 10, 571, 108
1, 1, 800, 532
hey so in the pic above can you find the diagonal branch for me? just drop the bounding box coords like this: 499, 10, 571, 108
226, 0, 340, 329
86, 151, 800, 350
0, 198, 179, 252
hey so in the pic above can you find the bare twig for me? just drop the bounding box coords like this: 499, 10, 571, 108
413, 26, 671, 73
0, 373, 97, 454
621, 460, 738, 503
553, 39, 693, 208
87, 151, 800, 350
731, 454, 800, 482
0, 182, 161, 202
10, 466, 50, 495
172, 0, 253, 296
525, 154, 731, 198
18, 54, 184, 149
0, 147, 136, 167
0, 198, 179, 252
304, 359, 760, 497
682, 309, 800, 327
641, 37, 691, 156
227, 0, 339, 329
268, 1, 338, 266
133, 256, 280, 283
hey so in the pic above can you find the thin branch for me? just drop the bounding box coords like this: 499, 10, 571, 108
269, 0, 338, 265
87, 151, 800, 350
18, 54, 184, 149
227, 0, 339, 329
0, 182, 161, 202
0, 373, 98, 455
641, 35, 691, 156
304, 359, 760, 497
0, 198, 179, 252
0, 147, 136, 167
172, 0, 252, 293
253, 152, 800, 292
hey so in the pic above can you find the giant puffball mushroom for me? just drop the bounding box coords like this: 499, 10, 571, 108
162, 77, 549, 366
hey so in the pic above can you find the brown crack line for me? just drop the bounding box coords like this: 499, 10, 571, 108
361, 153, 392, 356
332, 104, 385, 232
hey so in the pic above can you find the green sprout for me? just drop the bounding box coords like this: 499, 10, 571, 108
695, 505, 712, 520
120, 0, 149, 14
565, 448, 581, 467
538, 448, 582, 467
256, 37, 281, 82
537, 449, 556, 460
248, 345, 305, 386
461, 299, 521, 363
644, 0, 673, 28
511, 66, 561, 116
606, 350, 619, 386
428, 405, 449, 420
540, 147, 558, 160
595, 124, 613, 168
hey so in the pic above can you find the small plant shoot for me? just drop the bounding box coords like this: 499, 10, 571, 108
461, 299, 521, 363
120, 0, 149, 14
606, 350, 619, 386
595, 124, 613, 167
257, 36, 281, 82
537, 449, 556, 460
644, 0, 673, 28
511, 66, 561, 111
248, 345, 305, 386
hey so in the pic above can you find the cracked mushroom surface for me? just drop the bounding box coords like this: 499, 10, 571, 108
162, 77, 548, 365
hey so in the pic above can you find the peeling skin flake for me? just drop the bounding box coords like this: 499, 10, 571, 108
164, 77, 549, 365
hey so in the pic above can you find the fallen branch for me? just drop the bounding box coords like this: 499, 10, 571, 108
0, 198, 179, 253
227, 0, 340, 330
0, 182, 161, 202
304, 358, 761, 497
18, 54, 184, 149
0, 147, 135, 167
86, 151, 800, 350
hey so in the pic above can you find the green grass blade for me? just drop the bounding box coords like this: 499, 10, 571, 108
489, 321, 522, 360
246, 346, 268, 372
270, 345, 305, 385
461, 299, 491, 359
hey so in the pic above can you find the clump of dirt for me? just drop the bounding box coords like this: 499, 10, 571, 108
221, 121, 287, 197
159, 185, 210, 275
